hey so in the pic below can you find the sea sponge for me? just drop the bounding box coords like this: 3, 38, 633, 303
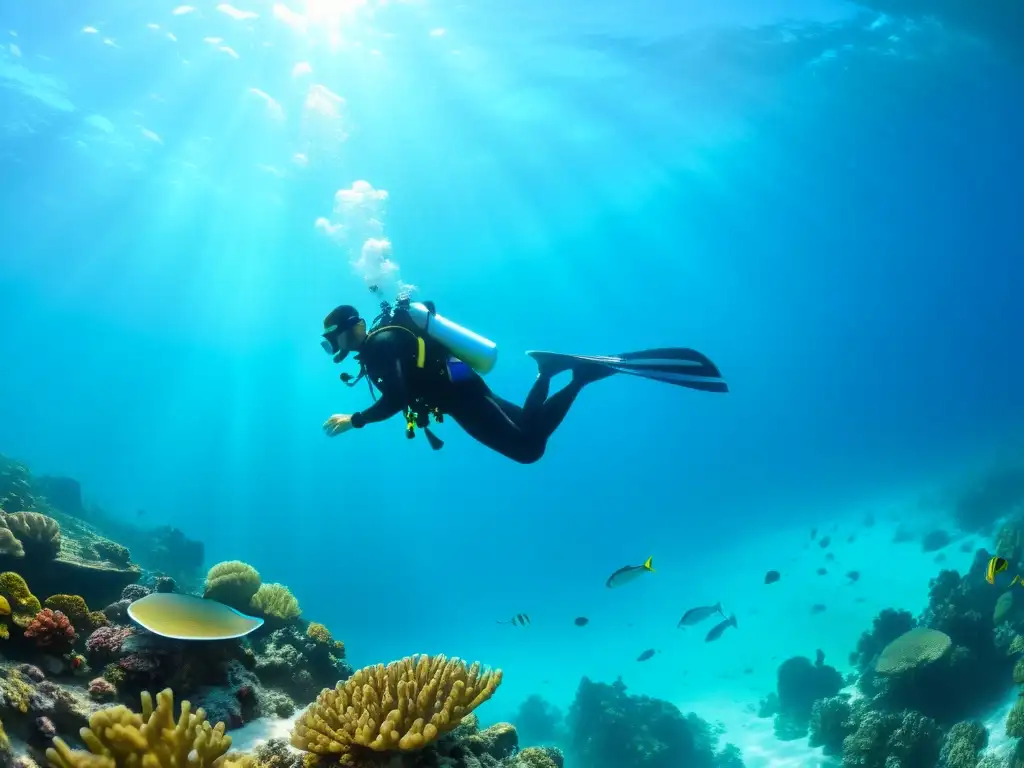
0, 517, 24, 558
291, 654, 502, 759
46, 688, 247, 768
875, 627, 952, 675
1, 669, 33, 713
204, 561, 261, 611
92, 540, 131, 567
0, 571, 42, 627
251, 583, 301, 621
3, 511, 61, 558
513, 747, 560, 768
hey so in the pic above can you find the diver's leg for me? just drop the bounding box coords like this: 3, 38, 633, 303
447, 393, 545, 464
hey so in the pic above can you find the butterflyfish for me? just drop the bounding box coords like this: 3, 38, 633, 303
606, 556, 655, 588
497, 613, 530, 627
986, 556, 1022, 586
127, 593, 264, 640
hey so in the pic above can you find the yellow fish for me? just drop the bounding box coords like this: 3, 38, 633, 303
986, 556, 1022, 587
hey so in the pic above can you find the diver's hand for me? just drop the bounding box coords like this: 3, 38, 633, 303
322, 414, 354, 437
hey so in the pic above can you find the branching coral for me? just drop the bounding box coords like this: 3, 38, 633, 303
0, 571, 42, 627
46, 688, 248, 768
3, 511, 61, 558
291, 654, 502, 759
204, 561, 261, 611
250, 584, 301, 621
24, 609, 78, 651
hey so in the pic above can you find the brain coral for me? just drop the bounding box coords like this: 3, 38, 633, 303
875, 627, 952, 676
292, 654, 502, 758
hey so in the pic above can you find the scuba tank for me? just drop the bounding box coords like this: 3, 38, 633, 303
404, 301, 498, 374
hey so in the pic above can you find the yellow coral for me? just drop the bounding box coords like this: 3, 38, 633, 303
46, 688, 239, 768
250, 583, 301, 621
2, 669, 33, 713
0, 572, 41, 627
291, 654, 502, 759
204, 561, 261, 610
307, 622, 343, 651
0, 595, 9, 616
0, 625, 8, 640
3, 511, 61, 558
44, 595, 107, 632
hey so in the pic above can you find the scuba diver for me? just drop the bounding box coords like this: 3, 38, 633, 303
320, 295, 729, 464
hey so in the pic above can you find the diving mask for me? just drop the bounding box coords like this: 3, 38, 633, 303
320, 316, 363, 363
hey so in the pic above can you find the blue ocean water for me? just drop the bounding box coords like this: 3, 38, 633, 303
1, 0, 1023, 763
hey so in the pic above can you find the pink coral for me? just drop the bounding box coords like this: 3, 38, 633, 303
87, 677, 117, 701
24, 609, 77, 650
118, 653, 158, 675
85, 625, 133, 659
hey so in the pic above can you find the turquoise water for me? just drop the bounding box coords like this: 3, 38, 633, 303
2, 0, 1023, 763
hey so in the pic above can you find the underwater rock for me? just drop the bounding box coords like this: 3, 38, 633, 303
841, 704, 941, 768
771, 655, 843, 740
807, 695, 853, 756
253, 625, 352, 703
566, 676, 740, 768
512, 694, 566, 747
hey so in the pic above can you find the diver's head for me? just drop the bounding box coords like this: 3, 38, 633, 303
321, 304, 367, 363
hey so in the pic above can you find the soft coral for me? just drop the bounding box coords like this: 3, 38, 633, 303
24, 609, 77, 651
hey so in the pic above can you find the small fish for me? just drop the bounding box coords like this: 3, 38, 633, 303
705, 615, 737, 642
846, 570, 860, 582
574, 616, 589, 627
136, 508, 146, 517
934, 553, 946, 563
810, 603, 827, 614
637, 648, 657, 662
815, 649, 825, 666
863, 513, 875, 528
497, 613, 531, 627
606, 556, 655, 588
825, 552, 835, 562
810, 527, 817, 540
677, 603, 726, 628
819, 536, 831, 549
986, 557, 1022, 587
960, 541, 974, 553
847, 534, 856, 543
764, 570, 781, 585
127, 593, 264, 640
816, 567, 827, 576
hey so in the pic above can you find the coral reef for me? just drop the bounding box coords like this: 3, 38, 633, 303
566, 676, 742, 768
204, 562, 261, 612
291, 654, 501, 758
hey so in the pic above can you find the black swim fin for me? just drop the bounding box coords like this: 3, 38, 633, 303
526, 347, 729, 393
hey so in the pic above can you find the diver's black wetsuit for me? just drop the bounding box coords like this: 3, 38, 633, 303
349, 327, 586, 464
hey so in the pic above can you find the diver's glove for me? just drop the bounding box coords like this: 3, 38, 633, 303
322, 414, 354, 437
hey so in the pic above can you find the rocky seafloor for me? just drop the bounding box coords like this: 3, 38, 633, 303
5, 451, 1024, 768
